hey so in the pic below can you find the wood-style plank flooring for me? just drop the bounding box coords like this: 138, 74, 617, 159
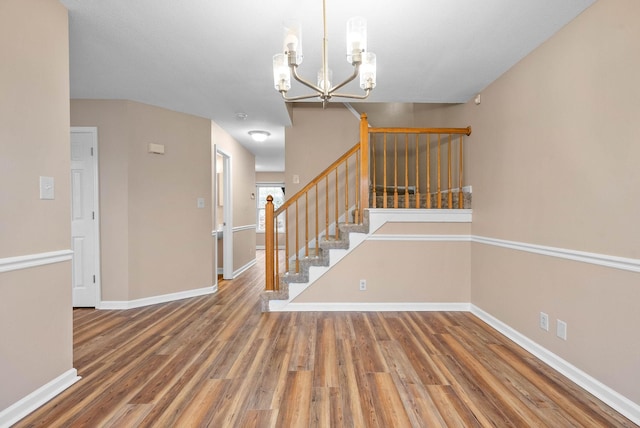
15, 251, 636, 427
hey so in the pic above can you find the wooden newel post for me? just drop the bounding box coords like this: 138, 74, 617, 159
359, 113, 370, 222
265, 195, 275, 291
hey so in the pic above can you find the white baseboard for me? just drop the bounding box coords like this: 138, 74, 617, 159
99, 285, 217, 310
470, 305, 640, 425
270, 302, 470, 312
232, 258, 257, 278
0, 368, 80, 428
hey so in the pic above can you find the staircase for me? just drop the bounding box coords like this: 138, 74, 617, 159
260, 211, 370, 311
261, 114, 472, 312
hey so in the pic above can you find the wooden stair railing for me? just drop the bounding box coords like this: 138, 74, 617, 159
361, 113, 472, 210
265, 143, 361, 291
265, 113, 472, 292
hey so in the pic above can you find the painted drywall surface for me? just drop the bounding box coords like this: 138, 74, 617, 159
126, 101, 213, 299
0, 0, 72, 410
0, 0, 71, 258
0, 264, 73, 409
256, 171, 285, 183
71, 100, 214, 301
211, 122, 257, 272
295, 221, 471, 303
232, 228, 257, 273
455, 0, 640, 259
375, 222, 471, 236
70, 100, 130, 301
285, 104, 359, 197
444, 0, 640, 405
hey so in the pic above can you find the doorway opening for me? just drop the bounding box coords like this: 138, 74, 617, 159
214, 147, 233, 280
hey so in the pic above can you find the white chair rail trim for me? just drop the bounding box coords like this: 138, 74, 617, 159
472, 235, 640, 274
0, 250, 73, 273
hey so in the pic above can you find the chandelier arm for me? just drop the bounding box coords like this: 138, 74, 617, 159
291, 65, 324, 94
280, 92, 325, 102
328, 88, 372, 100
328, 63, 360, 93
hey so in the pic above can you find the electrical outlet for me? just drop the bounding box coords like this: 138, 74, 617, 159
539, 312, 549, 331
557, 320, 567, 340
359, 279, 366, 291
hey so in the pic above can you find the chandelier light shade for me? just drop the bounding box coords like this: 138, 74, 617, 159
273, 0, 377, 105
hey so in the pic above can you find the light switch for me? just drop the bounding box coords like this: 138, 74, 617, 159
293, 174, 300, 184
148, 143, 165, 154
197, 197, 205, 209
39, 176, 54, 200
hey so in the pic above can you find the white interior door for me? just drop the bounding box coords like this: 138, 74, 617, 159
215, 147, 233, 279
71, 127, 100, 307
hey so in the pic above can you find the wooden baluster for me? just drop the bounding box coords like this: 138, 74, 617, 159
335, 168, 339, 239
448, 134, 453, 209
305, 191, 309, 258
345, 159, 349, 225
404, 134, 409, 208
383, 134, 387, 208
372, 136, 377, 208
426, 134, 431, 208
295, 200, 299, 273
285, 207, 289, 273
458, 135, 464, 209
394, 134, 398, 208
437, 134, 442, 208
415, 134, 420, 208
355, 151, 360, 224
265, 195, 274, 291
359, 113, 369, 216
325, 175, 329, 240
315, 183, 319, 255
275, 212, 279, 288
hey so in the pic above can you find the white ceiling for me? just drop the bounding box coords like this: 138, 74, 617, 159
60, 0, 595, 171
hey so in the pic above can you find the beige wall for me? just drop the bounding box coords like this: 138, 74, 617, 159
0, 0, 73, 410
449, 0, 640, 405
212, 122, 256, 273
285, 104, 359, 196
295, 222, 471, 303
71, 100, 214, 301
256, 171, 285, 183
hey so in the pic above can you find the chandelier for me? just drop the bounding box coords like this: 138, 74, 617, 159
272, 0, 377, 105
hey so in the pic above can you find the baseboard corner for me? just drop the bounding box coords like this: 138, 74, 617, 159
0, 368, 80, 428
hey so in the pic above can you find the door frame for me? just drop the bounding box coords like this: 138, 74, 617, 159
215, 146, 233, 280
70, 127, 102, 307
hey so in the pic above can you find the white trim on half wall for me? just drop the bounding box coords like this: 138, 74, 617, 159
232, 224, 257, 232
0, 250, 73, 273
473, 235, 640, 273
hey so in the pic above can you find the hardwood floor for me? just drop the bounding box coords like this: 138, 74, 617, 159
15, 251, 636, 427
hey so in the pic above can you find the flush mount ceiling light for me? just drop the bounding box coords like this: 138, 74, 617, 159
248, 130, 271, 142
273, 0, 377, 106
